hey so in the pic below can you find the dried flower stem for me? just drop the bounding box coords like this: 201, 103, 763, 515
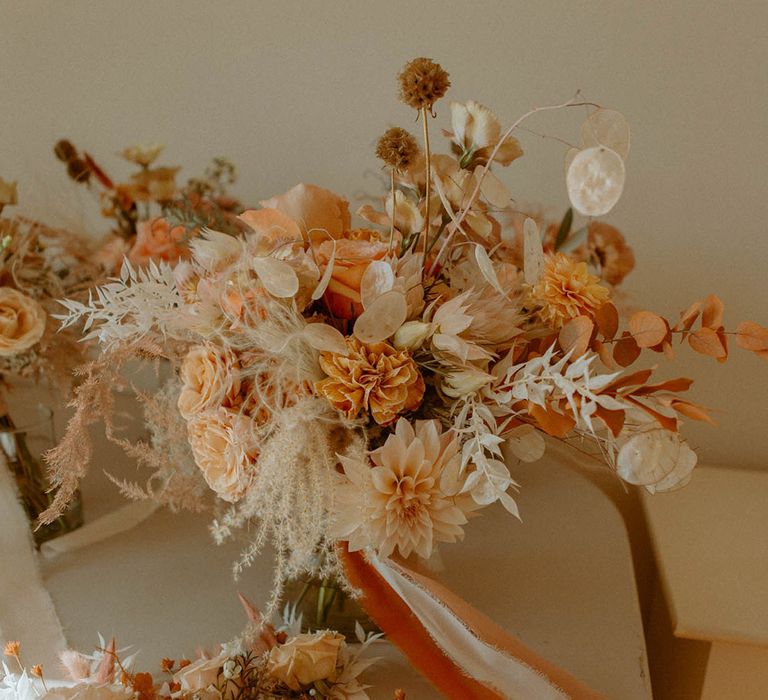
429, 96, 601, 276
388, 168, 396, 255
420, 106, 432, 273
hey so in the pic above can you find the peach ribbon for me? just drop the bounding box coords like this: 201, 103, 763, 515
339, 544, 606, 700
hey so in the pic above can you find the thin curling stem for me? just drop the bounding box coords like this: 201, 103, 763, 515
420, 106, 431, 273
388, 168, 396, 255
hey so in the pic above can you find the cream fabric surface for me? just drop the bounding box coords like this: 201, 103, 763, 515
0, 456, 66, 668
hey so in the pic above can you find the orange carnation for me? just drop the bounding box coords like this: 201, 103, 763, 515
316, 337, 424, 425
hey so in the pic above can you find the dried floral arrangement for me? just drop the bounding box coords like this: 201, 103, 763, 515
0, 180, 101, 393
41, 58, 768, 696
1, 598, 390, 700
0, 180, 104, 542
53, 141, 244, 271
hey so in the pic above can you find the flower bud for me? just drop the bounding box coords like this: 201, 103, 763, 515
442, 367, 493, 398
393, 320, 432, 350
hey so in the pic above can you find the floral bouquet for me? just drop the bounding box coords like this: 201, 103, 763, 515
43, 58, 767, 697
0, 179, 103, 543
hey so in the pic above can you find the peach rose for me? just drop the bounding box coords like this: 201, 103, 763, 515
266, 631, 343, 690
178, 346, 241, 419
187, 408, 256, 502
127, 217, 189, 268
315, 231, 390, 320
255, 183, 351, 240
173, 653, 226, 692
0, 287, 46, 357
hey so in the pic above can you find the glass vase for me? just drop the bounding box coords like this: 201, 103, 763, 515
283, 574, 379, 641
0, 406, 84, 547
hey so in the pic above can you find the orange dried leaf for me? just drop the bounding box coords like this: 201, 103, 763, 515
688, 327, 726, 359
613, 332, 641, 367
633, 377, 694, 395
601, 367, 654, 393
594, 302, 619, 340
594, 405, 625, 437
559, 316, 593, 358
629, 311, 668, 348
671, 399, 716, 426
701, 294, 725, 329
673, 300, 702, 337
626, 397, 678, 431
528, 401, 576, 438
735, 321, 768, 351
594, 338, 616, 369
716, 328, 729, 363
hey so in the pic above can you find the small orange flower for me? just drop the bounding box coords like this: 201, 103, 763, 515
160, 658, 175, 674
30, 664, 43, 678
531, 252, 610, 328
587, 221, 635, 286
3, 641, 20, 657
178, 659, 191, 669
132, 672, 156, 700
316, 337, 424, 425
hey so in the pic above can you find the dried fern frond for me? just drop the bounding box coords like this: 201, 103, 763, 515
55, 259, 187, 347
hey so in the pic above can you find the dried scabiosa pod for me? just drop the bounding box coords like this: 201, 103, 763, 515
376, 127, 419, 172
397, 57, 451, 112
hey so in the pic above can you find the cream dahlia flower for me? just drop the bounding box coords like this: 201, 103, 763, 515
332, 418, 473, 559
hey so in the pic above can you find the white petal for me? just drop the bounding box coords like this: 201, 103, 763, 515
353, 290, 408, 343
252, 256, 299, 298
566, 146, 626, 217
474, 244, 505, 295
360, 259, 395, 309
503, 425, 545, 463
523, 217, 544, 284
580, 109, 631, 159
302, 323, 348, 354
616, 430, 681, 486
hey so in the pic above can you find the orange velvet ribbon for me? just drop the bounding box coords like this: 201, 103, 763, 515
338, 544, 606, 700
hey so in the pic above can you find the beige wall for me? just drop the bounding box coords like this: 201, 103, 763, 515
1, 1, 766, 469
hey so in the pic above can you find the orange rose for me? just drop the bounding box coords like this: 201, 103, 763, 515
315, 230, 389, 320
128, 217, 190, 268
